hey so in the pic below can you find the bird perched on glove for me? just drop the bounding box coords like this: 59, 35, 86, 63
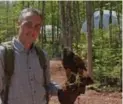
58, 48, 94, 104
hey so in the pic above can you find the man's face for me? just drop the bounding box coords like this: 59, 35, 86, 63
18, 12, 42, 48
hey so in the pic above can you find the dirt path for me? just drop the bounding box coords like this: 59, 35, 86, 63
49, 60, 122, 104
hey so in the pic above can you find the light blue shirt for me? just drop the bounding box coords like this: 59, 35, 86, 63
0, 38, 60, 104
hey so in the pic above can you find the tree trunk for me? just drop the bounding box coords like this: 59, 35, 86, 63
38, 1, 41, 9
73, 1, 81, 52
66, 1, 73, 50
51, 1, 55, 57
21, 1, 25, 9
86, 1, 93, 78
116, 2, 122, 48
57, 2, 60, 40
99, 1, 103, 29
59, 1, 67, 48
27, 1, 30, 8
41, 1, 46, 48
109, 2, 112, 48
99, 1, 104, 49
51, 2, 54, 44
6, 1, 9, 38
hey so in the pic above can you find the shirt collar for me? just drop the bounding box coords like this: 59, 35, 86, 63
12, 37, 34, 53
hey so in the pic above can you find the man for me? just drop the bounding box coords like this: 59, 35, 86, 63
0, 8, 60, 104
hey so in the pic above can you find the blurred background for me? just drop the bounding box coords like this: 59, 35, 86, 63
0, 1, 122, 92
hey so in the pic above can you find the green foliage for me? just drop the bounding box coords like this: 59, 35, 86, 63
0, 1, 122, 92
73, 26, 122, 91
92, 27, 121, 89
73, 32, 87, 58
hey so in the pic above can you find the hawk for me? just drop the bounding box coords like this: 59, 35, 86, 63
58, 48, 94, 104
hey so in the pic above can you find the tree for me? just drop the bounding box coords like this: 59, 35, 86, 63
86, 1, 93, 78
41, 1, 46, 48
59, 1, 67, 48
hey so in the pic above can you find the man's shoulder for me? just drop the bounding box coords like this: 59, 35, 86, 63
0, 45, 5, 51
34, 45, 49, 63
0, 43, 5, 53
0, 44, 5, 61
0, 41, 13, 59
38, 48, 48, 60
42, 49, 47, 57
34, 45, 47, 56
1, 41, 13, 47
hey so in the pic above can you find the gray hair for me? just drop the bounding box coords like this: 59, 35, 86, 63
18, 8, 43, 22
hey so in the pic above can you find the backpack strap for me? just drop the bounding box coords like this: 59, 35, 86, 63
1, 41, 14, 104
35, 45, 49, 104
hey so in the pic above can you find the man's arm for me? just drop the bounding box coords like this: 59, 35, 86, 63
43, 51, 61, 96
